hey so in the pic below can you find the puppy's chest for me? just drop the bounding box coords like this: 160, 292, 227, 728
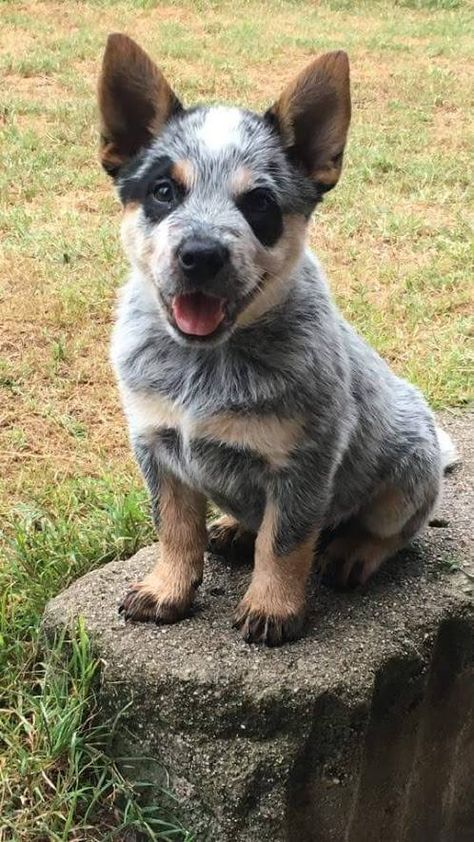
122, 388, 302, 475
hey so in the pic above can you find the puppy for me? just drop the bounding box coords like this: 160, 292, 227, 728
98, 34, 456, 646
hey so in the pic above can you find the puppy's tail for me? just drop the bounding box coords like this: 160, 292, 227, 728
436, 426, 460, 473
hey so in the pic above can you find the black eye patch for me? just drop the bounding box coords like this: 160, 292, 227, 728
118, 155, 185, 222
143, 174, 185, 222
236, 187, 283, 247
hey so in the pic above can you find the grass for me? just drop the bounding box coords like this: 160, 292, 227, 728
1, 619, 192, 841
0, 477, 196, 840
0, 0, 472, 838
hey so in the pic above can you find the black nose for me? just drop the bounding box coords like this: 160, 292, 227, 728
177, 238, 229, 282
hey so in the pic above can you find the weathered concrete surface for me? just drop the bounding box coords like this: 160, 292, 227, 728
43, 412, 473, 841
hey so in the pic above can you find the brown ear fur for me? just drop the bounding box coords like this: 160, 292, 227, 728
267, 51, 351, 191
98, 33, 182, 177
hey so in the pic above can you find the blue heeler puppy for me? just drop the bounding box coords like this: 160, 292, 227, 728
98, 34, 457, 645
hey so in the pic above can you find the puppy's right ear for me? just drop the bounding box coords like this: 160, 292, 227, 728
98, 33, 182, 177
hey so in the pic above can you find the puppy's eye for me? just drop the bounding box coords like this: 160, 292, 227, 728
237, 187, 283, 247
152, 178, 176, 204
241, 188, 274, 214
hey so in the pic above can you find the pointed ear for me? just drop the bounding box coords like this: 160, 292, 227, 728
98, 33, 183, 177
266, 51, 351, 192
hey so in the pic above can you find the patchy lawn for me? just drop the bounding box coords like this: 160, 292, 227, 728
0, 0, 472, 838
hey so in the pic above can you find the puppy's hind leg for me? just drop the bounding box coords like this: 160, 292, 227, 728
207, 514, 256, 562
326, 475, 439, 589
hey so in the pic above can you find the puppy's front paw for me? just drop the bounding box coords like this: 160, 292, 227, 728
207, 515, 255, 562
119, 575, 198, 625
234, 592, 305, 646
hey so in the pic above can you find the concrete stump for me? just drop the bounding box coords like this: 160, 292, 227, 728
43, 413, 474, 841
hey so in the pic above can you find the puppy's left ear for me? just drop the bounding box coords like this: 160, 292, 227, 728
98, 33, 182, 177
266, 51, 351, 193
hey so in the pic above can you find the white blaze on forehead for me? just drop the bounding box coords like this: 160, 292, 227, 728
197, 107, 243, 152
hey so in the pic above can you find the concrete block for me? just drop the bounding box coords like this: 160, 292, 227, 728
42, 413, 474, 841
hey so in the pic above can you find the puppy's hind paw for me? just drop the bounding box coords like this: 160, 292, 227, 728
207, 515, 255, 562
323, 530, 396, 589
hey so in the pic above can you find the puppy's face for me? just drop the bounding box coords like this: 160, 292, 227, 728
99, 35, 351, 346
118, 107, 314, 345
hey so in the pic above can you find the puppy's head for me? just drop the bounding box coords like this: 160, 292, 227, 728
99, 34, 351, 346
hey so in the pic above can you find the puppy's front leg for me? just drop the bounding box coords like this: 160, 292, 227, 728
120, 469, 207, 624
234, 500, 317, 646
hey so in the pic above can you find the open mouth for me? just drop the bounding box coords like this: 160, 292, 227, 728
171, 291, 227, 338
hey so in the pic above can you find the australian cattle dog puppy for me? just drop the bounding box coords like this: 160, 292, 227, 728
98, 34, 456, 645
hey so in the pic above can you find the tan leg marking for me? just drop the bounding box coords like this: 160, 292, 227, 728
235, 503, 316, 646
207, 514, 255, 561
120, 477, 207, 624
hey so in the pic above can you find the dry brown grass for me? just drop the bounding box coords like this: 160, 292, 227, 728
1, 0, 472, 515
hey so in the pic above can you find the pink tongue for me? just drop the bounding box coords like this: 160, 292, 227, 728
172, 292, 225, 337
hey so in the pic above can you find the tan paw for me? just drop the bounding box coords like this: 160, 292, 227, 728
234, 590, 305, 646
118, 575, 198, 624
207, 515, 255, 562
324, 531, 397, 589
336, 554, 383, 588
